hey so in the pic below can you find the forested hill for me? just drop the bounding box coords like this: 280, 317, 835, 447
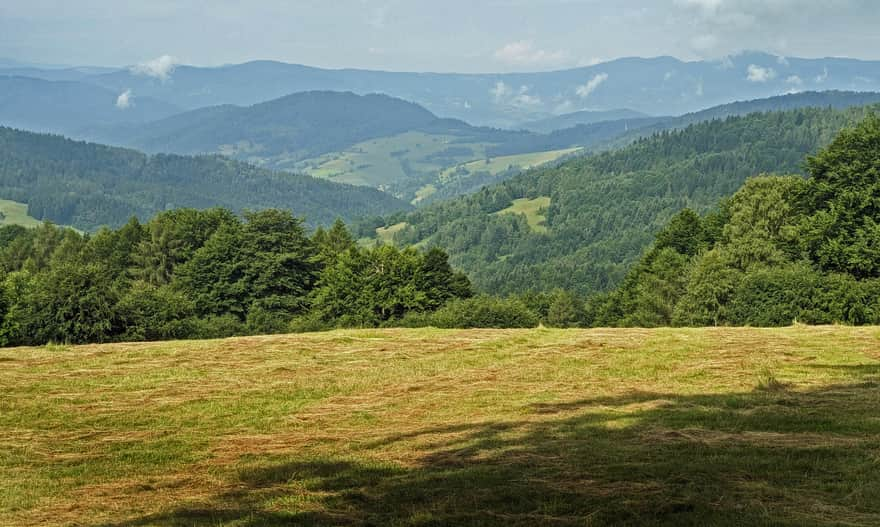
487, 90, 880, 157
603, 90, 880, 149
380, 104, 880, 295
0, 127, 410, 231
86, 91, 440, 163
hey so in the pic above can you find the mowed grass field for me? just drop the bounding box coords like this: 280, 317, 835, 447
2, 327, 880, 526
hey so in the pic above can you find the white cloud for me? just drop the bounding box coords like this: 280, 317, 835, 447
553, 99, 575, 115
815, 67, 829, 83
490, 81, 512, 102
664, 71, 674, 81
494, 40, 568, 68
696, 79, 704, 96
777, 55, 790, 66
116, 89, 133, 109
576, 73, 608, 98
490, 81, 543, 108
786, 75, 803, 85
746, 64, 776, 82
717, 55, 735, 70
131, 55, 178, 81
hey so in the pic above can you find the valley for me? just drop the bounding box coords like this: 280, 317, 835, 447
4, 5, 880, 525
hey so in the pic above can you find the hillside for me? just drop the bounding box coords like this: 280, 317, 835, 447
3, 326, 879, 526
87, 92, 563, 203
520, 108, 650, 133
604, 90, 880, 148
0, 127, 410, 230
0, 76, 181, 134
380, 104, 880, 295
90, 91, 439, 162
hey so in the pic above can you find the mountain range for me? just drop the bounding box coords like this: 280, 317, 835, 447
4, 52, 880, 129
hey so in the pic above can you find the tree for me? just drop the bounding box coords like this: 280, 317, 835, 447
654, 209, 704, 257
546, 289, 584, 328
12, 262, 119, 344
800, 114, 880, 278
722, 175, 806, 271
135, 208, 237, 285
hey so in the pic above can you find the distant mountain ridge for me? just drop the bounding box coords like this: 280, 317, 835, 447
520, 109, 650, 133
5, 51, 880, 127
0, 76, 181, 134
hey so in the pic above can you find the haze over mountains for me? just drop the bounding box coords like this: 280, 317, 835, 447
4, 51, 880, 257
4, 52, 880, 130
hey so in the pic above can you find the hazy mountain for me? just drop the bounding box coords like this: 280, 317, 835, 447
520, 109, 650, 133
87, 91, 438, 161
0, 76, 181, 134
0, 126, 410, 231
489, 90, 880, 156
603, 90, 880, 148
67, 52, 880, 127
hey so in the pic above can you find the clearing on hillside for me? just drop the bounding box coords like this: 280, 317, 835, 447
0, 199, 42, 228
496, 196, 552, 233
2, 327, 879, 526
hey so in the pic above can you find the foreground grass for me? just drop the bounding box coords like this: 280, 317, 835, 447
1, 326, 879, 526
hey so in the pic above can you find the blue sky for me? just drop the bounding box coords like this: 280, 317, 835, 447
2, 0, 880, 72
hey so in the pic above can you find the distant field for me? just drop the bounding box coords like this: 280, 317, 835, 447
496, 196, 551, 233
296, 131, 492, 192
375, 221, 408, 245
3, 326, 880, 526
439, 147, 582, 182
297, 137, 578, 203
0, 199, 42, 228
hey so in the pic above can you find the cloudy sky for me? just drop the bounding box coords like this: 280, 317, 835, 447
2, 0, 880, 72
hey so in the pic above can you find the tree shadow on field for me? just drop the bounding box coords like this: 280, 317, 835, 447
103, 375, 880, 527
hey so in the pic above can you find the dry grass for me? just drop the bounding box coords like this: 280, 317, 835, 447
1, 326, 880, 526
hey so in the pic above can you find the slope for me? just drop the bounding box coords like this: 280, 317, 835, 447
0, 127, 410, 231
90, 91, 438, 163
381, 104, 880, 295
520, 108, 650, 133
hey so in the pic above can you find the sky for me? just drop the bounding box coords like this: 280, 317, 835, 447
2, 0, 880, 73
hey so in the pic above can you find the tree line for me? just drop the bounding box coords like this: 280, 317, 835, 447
587, 114, 880, 327
0, 210, 485, 346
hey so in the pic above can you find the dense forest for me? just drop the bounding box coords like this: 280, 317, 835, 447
378, 104, 880, 296
0, 210, 510, 346
0, 126, 409, 230
590, 114, 880, 326
2, 113, 878, 346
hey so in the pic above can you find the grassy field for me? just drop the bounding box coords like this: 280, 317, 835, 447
439, 147, 582, 183
2, 326, 880, 526
496, 196, 551, 233
0, 199, 42, 228
296, 132, 491, 192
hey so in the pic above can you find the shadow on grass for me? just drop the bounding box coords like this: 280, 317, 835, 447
102, 378, 880, 526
